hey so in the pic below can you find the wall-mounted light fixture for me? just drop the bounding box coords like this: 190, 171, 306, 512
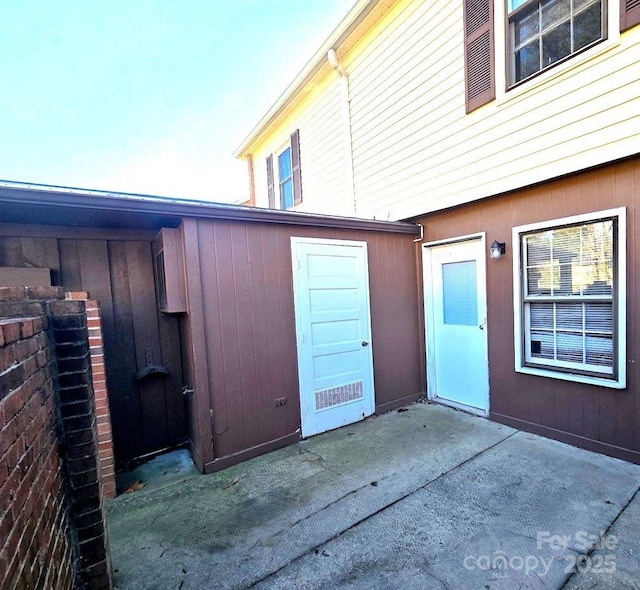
490, 240, 506, 259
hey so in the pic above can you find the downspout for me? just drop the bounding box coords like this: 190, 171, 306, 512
246, 154, 256, 206
327, 49, 357, 216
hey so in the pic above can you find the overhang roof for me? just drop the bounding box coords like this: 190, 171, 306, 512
0, 180, 420, 235
234, 0, 395, 158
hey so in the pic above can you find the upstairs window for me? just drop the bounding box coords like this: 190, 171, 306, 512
464, 0, 639, 111
513, 209, 626, 388
266, 129, 302, 210
508, 0, 606, 85
278, 146, 294, 209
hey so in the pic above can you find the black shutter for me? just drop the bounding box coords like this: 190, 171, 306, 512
291, 129, 303, 206
463, 0, 495, 113
266, 154, 275, 208
621, 0, 640, 31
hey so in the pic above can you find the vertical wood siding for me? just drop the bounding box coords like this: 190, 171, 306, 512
0, 226, 187, 463
179, 219, 212, 470
184, 219, 424, 467
415, 157, 640, 463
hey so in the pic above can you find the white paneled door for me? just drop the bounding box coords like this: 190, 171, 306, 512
423, 237, 489, 415
291, 238, 375, 437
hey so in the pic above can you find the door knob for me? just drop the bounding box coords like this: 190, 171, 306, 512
362, 341, 369, 347
479, 324, 484, 330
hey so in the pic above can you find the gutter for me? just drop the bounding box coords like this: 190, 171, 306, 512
0, 179, 421, 235
234, 0, 386, 158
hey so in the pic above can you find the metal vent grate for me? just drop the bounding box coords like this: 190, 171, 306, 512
315, 381, 363, 410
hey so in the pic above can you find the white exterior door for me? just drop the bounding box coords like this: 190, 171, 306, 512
291, 238, 375, 437
423, 237, 489, 415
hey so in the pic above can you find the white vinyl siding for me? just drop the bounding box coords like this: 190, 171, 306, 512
253, 79, 353, 216
342, 0, 640, 221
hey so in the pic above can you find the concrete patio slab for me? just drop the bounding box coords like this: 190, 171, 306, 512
115, 448, 200, 495
106, 403, 640, 589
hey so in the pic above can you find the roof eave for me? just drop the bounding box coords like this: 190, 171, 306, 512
234, 0, 385, 159
0, 180, 421, 235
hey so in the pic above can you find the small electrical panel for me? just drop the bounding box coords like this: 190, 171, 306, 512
153, 228, 187, 313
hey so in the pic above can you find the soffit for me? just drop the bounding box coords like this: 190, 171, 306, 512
234, 0, 398, 158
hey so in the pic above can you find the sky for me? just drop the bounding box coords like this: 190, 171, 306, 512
0, 0, 354, 203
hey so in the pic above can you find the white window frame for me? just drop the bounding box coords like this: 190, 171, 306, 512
276, 142, 294, 210
512, 207, 626, 389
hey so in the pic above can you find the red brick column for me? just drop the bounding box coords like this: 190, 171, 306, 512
65, 293, 116, 500
49, 298, 112, 589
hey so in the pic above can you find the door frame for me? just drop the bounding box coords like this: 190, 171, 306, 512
422, 233, 489, 416
290, 237, 376, 437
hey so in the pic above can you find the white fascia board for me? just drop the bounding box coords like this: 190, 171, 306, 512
234, 0, 387, 159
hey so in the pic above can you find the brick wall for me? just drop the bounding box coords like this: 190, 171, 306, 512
0, 287, 112, 590
0, 316, 75, 589
66, 293, 116, 500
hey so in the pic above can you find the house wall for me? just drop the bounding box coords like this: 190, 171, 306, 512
181, 218, 424, 472
414, 156, 640, 464
346, 0, 640, 221
244, 0, 640, 222
0, 225, 186, 464
251, 76, 354, 216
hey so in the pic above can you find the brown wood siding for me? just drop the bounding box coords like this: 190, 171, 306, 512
0, 224, 187, 463
415, 156, 640, 463
179, 219, 212, 470
182, 219, 424, 469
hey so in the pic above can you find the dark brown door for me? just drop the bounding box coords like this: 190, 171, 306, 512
0, 232, 187, 464
101, 239, 187, 463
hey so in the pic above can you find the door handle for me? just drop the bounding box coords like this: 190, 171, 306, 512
361, 341, 369, 347
479, 324, 484, 330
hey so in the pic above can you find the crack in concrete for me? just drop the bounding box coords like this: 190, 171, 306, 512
244, 430, 519, 588
297, 448, 343, 476
421, 569, 452, 590
559, 484, 640, 590
139, 495, 181, 535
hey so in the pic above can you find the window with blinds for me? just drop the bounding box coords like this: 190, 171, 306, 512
513, 209, 626, 388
